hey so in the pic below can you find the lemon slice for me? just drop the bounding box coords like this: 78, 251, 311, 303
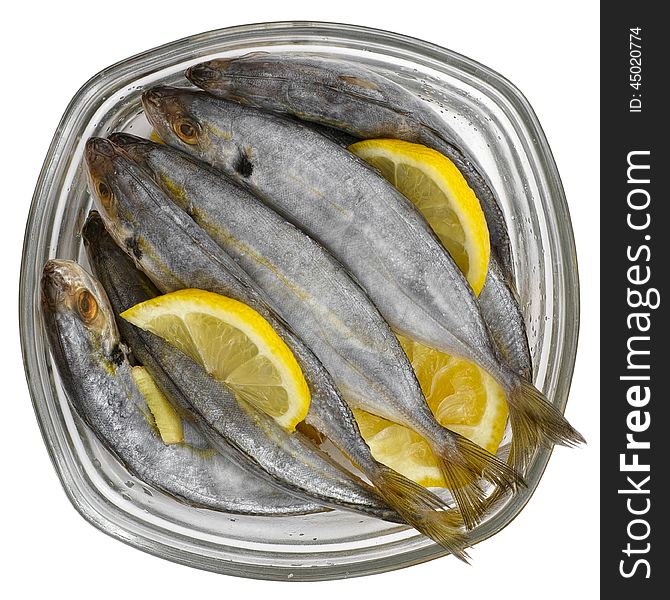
350, 139, 490, 295
354, 334, 508, 487
131, 366, 184, 444
121, 289, 310, 431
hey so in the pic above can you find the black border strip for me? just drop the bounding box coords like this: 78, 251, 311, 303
601, 7, 667, 594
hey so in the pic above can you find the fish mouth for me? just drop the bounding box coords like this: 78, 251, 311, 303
81, 211, 107, 247
41, 259, 119, 349
142, 86, 185, 112
108, 132, 147, 148
41, 259, 81, 309
142, 85, 170, 110
85, 137, 118, 177
108, 132, 153, 166
85, 136, 116, 158
186, 61, 225, 86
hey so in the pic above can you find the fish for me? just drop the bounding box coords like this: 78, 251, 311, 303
84, 139, 470, 557
185, 52, 514, 280
185, 53, 531, 380
110, 132, 523, 529
142, 87, 584, 475
41, 258, 324, 516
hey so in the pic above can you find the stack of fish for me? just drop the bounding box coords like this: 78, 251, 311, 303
41, 54, 583, 561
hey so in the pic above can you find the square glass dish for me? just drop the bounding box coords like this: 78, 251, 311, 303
20, 21, 579, 580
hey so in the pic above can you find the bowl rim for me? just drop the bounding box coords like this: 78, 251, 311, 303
19, 20, 580, 581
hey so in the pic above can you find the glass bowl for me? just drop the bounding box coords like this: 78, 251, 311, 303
19, 21, 579, 580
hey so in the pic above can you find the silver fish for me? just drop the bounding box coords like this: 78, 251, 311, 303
111, 132, 522, 529
84, 138, 470, 557
41, 259, 322, 515
186, 52, 513, 280
185, 53, 531, 380
142, 87, 584, 476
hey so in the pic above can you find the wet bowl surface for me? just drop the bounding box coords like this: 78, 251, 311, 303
20, 21, 579, 580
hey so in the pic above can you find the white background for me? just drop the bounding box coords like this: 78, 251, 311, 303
2, 1, 599, 598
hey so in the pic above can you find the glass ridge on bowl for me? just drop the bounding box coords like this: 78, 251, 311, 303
19, 21, 579, 580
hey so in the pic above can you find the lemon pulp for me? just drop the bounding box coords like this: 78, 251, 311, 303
131, 366, 184, 444
122, 289, 310, 431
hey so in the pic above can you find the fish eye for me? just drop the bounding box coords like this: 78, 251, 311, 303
77, 289, 98, 323
98, 181, 110, 199
95, 180, 115, 211
174, 118, 199, 144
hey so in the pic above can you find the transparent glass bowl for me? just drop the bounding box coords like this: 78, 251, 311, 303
19, 21, 579, 580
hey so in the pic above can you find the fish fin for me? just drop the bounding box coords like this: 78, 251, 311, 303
508, 378, 585, 473
370, 464, 470, 562
437, 433, 526, 530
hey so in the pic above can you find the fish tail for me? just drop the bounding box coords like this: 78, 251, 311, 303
507, 377, 585, 474
436, 433, 526, 530
369, 464, 470, 562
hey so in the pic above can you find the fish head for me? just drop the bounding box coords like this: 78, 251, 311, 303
85, 137, 124, 222
108, 131, 151, 150
85, 137, 160, 259
185, 53, 278, 107
142, 86, 209, 150
185, 60, 226, 88
41, 259, 120, 356
141, 86, 227, 163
